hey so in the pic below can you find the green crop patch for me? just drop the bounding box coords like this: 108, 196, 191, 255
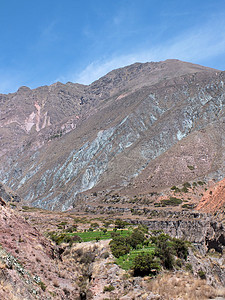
76, 229, 132, 242
116, 246, 155, 270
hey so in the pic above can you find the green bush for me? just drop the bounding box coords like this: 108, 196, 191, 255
154, 235, 175, 269
133, 252, 160, 276
198, 270, 206, 279
38, 281, 46, 291
172, 238, 188, 260
187, 165, 195, 170
115, 219, 128, 229
109, 236, 130, 258
171, 186, 181, 193
175, 258, 183, 268
127, 229, 145, 249
161, 197, 182, 206
150, 233, 189, 269
103, 285, 115, 292
185, 263, 193, 272
197, 181, 206, 186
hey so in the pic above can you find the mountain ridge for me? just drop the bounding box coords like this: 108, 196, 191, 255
0, 59, 224, 210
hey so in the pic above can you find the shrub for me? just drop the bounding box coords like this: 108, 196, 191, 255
193, 182, 197, 188
70, 235, 82, 245
172, 238, 188, 260
90, 222, 99, 228
66, 225, 77, 233
102, 228, 107, 234
161, 197, 182, 206
115, 219, 128, 229
137, 225, 149, 234
133, 252, 160, 276
187, 165, 195, 170
185, 263, 193, 272
198, 270, 206, 279
109, 236, 130, 258
103, 285, 115, 292
197, 181, 206, 186
150, 233, 189, 270
48, 232, 66, 245
175, 258, 183, 268
127, 229, 145, 249
38, 281, 46, 291
181, 186, 189, 193
182, 203, 196, 209
183, 182, 191, 188
171, 186, 181, 193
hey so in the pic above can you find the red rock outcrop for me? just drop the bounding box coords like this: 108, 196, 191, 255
197, 178, 225, 213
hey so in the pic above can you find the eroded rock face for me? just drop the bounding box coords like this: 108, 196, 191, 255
0, 60, 225, 210
0, 182, 21, 203
0, 203, 80, 299
128, 216, 225, 255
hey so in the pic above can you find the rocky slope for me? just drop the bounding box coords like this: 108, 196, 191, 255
0, 200, 81, 299
1, 184, 225, 299
197, 177, 225, 213
0, 59, 224, 210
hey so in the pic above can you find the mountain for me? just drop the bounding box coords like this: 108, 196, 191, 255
0, 59, 224, 210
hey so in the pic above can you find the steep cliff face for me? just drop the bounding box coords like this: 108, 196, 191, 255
129, 216, 225, 254
0, 60, 224, 210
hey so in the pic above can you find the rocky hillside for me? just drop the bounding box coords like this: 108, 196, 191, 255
0, 200, 81, 299
0, 59, 224, 210
1, 182, 225, 299
197, 177, 225, 213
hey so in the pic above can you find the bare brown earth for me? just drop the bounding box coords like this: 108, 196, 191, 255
0, 201, 80, 299
197, 177, 225, 213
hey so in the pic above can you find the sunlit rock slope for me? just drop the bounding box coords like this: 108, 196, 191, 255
0, 59, 224, 210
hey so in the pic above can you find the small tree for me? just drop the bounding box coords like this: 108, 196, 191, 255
115, 219, 127, 229
133, 252, 160, 276
127, 229, 145, 249
109, 236, 130, 258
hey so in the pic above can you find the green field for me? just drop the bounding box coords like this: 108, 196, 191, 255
116, 246, 155, 270
75, 229, 132, 242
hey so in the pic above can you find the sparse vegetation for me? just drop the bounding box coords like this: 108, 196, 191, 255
171, 185, 181, 193
182, 203, 196, 209
187, 165, 195, 170
197, 181, 206, 186
103, 285, 115, 292
198, 270, 206, 279
110, 228, 189, 276
38, 280, 46, 291
161, 197, 182, 206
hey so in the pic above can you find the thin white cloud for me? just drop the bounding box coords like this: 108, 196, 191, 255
72, 19, 225, 85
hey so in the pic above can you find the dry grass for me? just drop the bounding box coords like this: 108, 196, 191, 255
147, 272, 225, 300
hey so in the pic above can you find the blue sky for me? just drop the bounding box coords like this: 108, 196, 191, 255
1, 0, 225, 93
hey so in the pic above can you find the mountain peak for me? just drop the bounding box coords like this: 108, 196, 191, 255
0, 60, 224, 210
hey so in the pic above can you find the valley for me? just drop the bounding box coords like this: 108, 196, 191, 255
1, 59, 225, 299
